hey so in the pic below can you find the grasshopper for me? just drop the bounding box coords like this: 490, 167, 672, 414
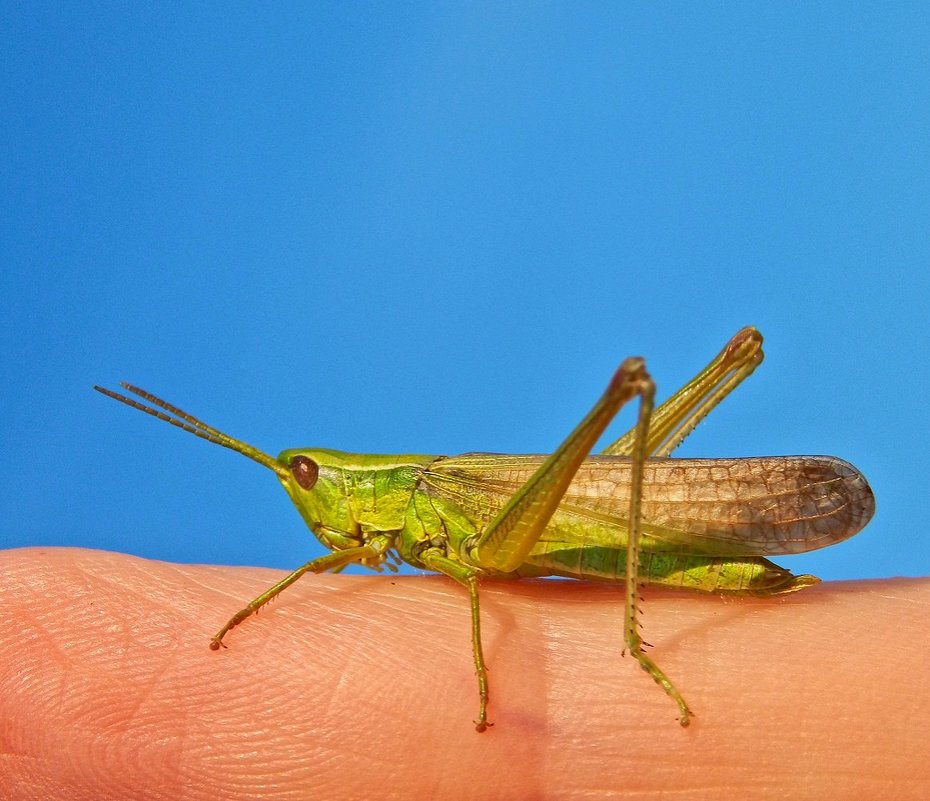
95, 327, 874, 729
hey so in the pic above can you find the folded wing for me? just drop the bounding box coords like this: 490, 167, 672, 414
422, 454, 874, 557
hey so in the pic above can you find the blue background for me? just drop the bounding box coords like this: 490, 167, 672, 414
3, 4, 928, 581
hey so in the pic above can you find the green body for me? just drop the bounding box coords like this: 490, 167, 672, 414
96, 327, 875, 729
280, 448, 870, 594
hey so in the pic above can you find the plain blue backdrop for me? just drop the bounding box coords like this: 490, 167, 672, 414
3, 4, 928, 582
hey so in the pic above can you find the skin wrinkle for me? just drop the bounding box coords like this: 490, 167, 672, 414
6, 591, 183, 797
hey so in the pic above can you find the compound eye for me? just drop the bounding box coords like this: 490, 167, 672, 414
289, 455, 318, 490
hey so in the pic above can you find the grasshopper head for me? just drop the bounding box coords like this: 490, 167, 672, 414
93, 383, 354, 549
275, 448, 363, 549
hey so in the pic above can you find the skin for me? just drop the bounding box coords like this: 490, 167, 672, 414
1, 547, 927, 801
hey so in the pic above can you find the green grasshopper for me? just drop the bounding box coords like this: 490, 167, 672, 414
95, 327, 874, 729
